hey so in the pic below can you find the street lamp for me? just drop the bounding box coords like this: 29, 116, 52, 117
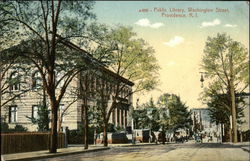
199, 72, 205, 88
132, 98, 139, 145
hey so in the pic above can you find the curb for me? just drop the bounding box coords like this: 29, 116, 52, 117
109, 143, 160, 148
241, 147, 250, 153
3, 147, 110, 161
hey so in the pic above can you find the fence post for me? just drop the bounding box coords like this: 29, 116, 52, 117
62, 126, 68, 148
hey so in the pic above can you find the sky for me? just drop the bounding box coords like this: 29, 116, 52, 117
93, 1, 249, 109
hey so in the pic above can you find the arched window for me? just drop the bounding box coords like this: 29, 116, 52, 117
9, 72, 20, 91
32, 71, 42, 89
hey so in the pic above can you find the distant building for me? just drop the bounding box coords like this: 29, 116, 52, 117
191, 108, 222, 142
236, 92, 250, 132
236, 92, 250, 141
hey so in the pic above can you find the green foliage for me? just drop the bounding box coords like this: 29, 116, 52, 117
68, 124, 116, 144
202, 33, 248, 86
0, 1, 96, 44
68, 124, 97, 144
205, 90, 246, 125
13, 124, 28, 132
158, 93, 192, 132
132, 109, 149, 129
89, 103, 104, 129
90, 26, 160, 94
133, 94, 192, 133
0, 121, 9, 132
132, 98, 160, 131
26, 103, 50, 132
0, 122, 28, 133
68, 129, 84, 144
89, 104, 117, 133
201, 33, 248, 128
201, 33, 249, 101
115, 125, 125, 132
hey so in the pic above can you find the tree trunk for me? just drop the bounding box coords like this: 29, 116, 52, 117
0, 69, 2, 120
42, 81, 49, 131
84, 104, 89, 149
58, 116, 62, 132
220, 124, 224, 142
162, 127, 166, 145
229, 128, 232, 142
229, 55, 237, 143
50, 100, 58, 153
231, 90, 237, 143
103, 120, 108, 147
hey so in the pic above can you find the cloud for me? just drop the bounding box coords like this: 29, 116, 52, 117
135, 18, 150, 27
224, 24, 237, 28
163, 36, 184, 47
167, 61, 177, 66
135, 18, 164, 29
200, 19, 221, 28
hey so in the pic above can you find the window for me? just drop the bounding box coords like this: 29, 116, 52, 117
121, 110, 124, 126
112, 110, 115, 124
32, 72, 42, 89
117, 108, 120, 125
56, 72, 65, 88
9, 106, 17, 123
9, 72, 20, 91
59, 104, 65, 122
32, 105, 39, 119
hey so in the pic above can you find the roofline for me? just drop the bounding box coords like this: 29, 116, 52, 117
99, 66, 134, 86
55, 35, 134, 86
235, 92, 250, 97
191, 108, 209, 110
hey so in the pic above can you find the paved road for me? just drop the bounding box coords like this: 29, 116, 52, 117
35, 143, 250, 161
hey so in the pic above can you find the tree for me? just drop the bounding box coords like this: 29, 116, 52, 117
201, 33, 249, 143
92, 26, 160, 146
0, 1, 95, 153
132, 98, 160, 131
157, 94, 171, 144
200, 82, 246, 141
158, 93, 192, 134
78, 70, 94, 150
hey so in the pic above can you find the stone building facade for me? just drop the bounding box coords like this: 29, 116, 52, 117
1, 54, 134, 132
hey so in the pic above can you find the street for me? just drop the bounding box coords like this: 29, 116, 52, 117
35, 143, 250, 161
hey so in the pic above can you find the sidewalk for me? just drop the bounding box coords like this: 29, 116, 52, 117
1, 143, 157, 161
241, 146, 250, 153
223, 142, 250, 153
103, 142, 158, 147
2, 146, 110, 161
